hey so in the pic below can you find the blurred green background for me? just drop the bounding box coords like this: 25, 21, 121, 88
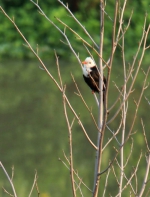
0, 0, 150, 196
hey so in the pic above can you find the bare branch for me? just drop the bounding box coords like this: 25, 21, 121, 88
0, 162, 17, 197
2, 187, 14, 197
55, 17, 107, 65
114, 158, 136, 195
71, 74, 99, 130
102, 168, 111, 197
115, 151, 142, 197
28, 171, 39, 197
11, 165, 14, 181
117, 10, 133, 42
141, 119, 150, 152
58, 0, 99, 49
92, 0, 106, 195
63, 88, 77, 197
30, 0, 82, 67
107, 22, 150, 124
0, 6, 62, 92
145, 96, 150, 106
138, 155, 150, 196
100, 65, 150, 176
104, 122, 122, 149
124, 138, 134, 168
59, 151, 92, 192
0, 6, 98, 151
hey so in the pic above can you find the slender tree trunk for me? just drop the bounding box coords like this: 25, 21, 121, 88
92, 1, 104, 196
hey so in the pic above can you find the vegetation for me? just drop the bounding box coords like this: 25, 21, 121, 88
0, 0, 150, 197
0, 0, 150, 60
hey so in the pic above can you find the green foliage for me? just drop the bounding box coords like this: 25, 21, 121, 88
0, 0, 150, 61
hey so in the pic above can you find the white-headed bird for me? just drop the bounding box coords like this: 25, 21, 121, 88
82, 57, 106, 99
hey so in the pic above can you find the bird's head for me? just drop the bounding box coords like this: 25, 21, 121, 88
82, 57, 96, 68
82, 57, 96, 77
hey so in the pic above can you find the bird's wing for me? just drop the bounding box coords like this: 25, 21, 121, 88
90, 67, 107, 91
90, 67, 99, 82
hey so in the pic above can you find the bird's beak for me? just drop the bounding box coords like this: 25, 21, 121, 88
82, 61, 87, 64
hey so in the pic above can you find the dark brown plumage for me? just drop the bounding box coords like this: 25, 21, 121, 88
83, 66, 106, 93
82, 57, 106, 99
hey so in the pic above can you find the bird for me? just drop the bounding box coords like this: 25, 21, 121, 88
82, 57, 106, 97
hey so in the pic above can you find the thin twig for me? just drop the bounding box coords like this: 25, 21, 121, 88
11, 165, 14, 181
117, 10, 133, 42
71, 74, 99, 130
114, 158, 136, 195
63, 88, 77, 197
59, 157, 92, 193
2, 187, 14, 197
0, 162, 17, 197
61, 151, 92, 192
28, 171, 38, 197
105, 123, 122, 148
124, 138, 134, 168
138, 154, 150, 196
102, 168, 111, 197
65, 94, 98, 149
99, 66, 150, 176
107, 22, 150, 124
55, 17, 107, 65
0, 6, 62, 92
58, 0, 99, 49
30, 0, 82, 68
141, 119, 150, 152
0, 7, 97, 150
115, 152, 142, 197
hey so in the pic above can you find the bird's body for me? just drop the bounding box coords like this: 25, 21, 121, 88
82, 57, 106, 95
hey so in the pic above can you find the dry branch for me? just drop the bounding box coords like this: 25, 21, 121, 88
63, 89, 76, 197
0, 162, 17, 197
